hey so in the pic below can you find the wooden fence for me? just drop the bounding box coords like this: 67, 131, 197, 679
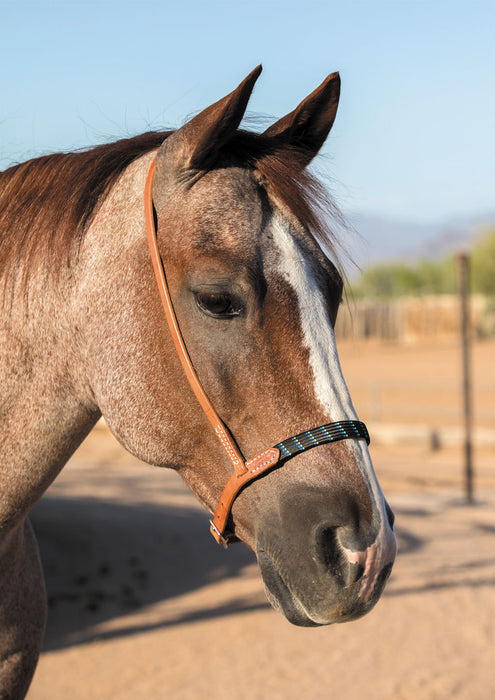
335, 295, 492, 342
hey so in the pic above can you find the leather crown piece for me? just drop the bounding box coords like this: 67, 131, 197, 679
144, 159, 370, 547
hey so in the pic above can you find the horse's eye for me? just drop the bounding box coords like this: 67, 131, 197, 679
195, 292, 241, 318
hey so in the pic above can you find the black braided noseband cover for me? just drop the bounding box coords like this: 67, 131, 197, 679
274, 420, 370, 463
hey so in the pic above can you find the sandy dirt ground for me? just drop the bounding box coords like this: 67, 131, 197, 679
26, 340, 494, 699
337, 337, 495, 429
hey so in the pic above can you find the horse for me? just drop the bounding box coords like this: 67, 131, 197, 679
0, 66, 396, 698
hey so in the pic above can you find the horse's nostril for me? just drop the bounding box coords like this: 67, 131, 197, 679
316, 526, 367, 587
353, 563, 365, 583
385, 501, 395, 529
316, 527, 351, 586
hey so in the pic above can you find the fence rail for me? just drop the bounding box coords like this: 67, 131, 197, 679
336, 295, 492, 342
349, 379, 494, 429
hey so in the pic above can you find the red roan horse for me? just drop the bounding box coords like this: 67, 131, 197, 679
0, 67, 396, 698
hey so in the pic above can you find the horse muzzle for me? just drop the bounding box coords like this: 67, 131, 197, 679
255, 489, 397, 626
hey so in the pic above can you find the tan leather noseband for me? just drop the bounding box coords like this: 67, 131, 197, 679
144, 158, 369, 547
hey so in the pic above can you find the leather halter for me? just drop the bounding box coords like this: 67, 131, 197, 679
144, 158, 370, 547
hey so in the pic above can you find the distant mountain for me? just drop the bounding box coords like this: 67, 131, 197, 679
336, 211, 495, 274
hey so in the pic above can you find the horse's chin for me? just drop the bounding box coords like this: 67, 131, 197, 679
257, 548, 375, 627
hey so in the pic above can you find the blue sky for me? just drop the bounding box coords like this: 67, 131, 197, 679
1, 0, 494, 223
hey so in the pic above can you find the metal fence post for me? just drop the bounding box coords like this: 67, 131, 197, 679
458, 252, 474, 504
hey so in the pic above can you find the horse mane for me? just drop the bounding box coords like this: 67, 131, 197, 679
0, 131, 170, 289
0, 128, 341, 290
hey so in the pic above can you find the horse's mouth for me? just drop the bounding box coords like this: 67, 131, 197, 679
257, 549, 321, 627
256, 547, 390, 627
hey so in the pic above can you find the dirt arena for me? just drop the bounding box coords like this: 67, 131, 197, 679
27, 340, 494, 699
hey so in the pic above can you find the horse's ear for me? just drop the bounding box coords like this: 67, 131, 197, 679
155, 65, 262, 189
264, 72, 340, 167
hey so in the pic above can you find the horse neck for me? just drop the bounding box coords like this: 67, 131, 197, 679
0, 292, 100, 526
0, 171, 129, 527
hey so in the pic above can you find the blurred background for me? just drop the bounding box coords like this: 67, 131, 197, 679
2, 1, 493, 698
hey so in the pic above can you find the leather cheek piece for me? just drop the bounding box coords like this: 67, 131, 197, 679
209, 447, 281, 546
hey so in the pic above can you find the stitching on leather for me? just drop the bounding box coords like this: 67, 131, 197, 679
215, 425, 242, 466
245, 449, 279, 474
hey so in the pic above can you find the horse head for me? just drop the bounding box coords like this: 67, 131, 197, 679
87, 67, 396, 626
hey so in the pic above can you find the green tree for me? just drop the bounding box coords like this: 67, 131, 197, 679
417, 257, 456, 294
351, 231, 495, 299
471, 229, 495, 296
353, 263, 421, 298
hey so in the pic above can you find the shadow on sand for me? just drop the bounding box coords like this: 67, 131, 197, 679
32, 490, 492, 653
31, 495, 266, 652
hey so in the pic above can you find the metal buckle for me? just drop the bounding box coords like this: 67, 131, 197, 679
209, 520, 230, 549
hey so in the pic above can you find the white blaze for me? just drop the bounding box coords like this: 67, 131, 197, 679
271, 215, 356, 423
271, 215, 397, 595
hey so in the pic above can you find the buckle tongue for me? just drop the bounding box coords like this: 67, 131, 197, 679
209, 519, 229, 548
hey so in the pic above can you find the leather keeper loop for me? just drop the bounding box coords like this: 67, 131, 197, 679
209, 448, 281, 544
